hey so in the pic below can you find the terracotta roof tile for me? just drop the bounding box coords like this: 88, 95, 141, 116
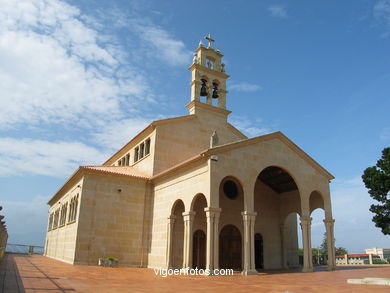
80, 166, 149, 179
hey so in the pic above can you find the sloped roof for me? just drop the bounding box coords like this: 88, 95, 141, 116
80, 166, 149, 179
48, 165, 149, 205
48, 131, 333, 205
103, 115, 197, 166
201, 131, 334, 180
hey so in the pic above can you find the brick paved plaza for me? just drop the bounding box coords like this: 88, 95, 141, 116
1, 254, 390, 293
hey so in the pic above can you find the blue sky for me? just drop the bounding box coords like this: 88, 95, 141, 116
0, 0, 389, 252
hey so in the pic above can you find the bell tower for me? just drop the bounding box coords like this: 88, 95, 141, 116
187, 34, 230, 115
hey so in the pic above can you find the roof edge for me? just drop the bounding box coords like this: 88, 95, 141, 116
202, 131, 335, 180
103, 114, 197, 166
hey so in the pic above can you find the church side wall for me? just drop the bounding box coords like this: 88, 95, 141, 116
127, 131, 157, 176
44, 178, 84, 264
74, 173, 147, 266
147, 160, 210, 268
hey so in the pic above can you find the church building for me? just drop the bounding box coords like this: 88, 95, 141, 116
44, 35, 336, 275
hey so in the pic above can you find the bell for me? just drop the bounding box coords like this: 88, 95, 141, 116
200, 79, 208, 96
212, 83, 219, 99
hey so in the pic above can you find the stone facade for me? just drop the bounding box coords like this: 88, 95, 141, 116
44, 36, 336, 274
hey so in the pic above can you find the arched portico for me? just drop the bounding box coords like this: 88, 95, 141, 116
254, 166, 303, 271
190, 194, 207, 269
219, 224, 242, 270
218, 176, 246, 272
166, 200, 185, 268
309, 190, 336, 270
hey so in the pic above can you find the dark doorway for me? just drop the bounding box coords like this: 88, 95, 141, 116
192, 230, 206, 269
219, 225, 242, 270
255, 233, 264, 269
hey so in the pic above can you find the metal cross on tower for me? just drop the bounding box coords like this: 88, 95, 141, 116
205, 34, 215, 48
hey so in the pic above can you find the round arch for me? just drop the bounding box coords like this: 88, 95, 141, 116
190, 193, 208, 211
251, 165, 303, 200
253, 166, 301, 270
171, 199, 185, 216
171, 199, 185, 269
309, 190, 325, 214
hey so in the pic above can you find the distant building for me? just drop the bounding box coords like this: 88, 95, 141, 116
365, 248, 390, 262
336, 254, 381, 265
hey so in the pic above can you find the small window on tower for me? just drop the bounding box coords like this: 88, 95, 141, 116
145, 138, 151, 155
206, 58, 214, 69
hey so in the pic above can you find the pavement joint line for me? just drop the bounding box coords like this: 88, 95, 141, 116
24, 256, 74, 292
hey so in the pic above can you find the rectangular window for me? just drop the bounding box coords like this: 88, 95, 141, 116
126, 154, 130, 166
118, 160, 122, 166
121, 157, 126, 166
145, 138, 151, 155
48, 214, 53, 231
53, 209, 60, 229
134, 147, 139, 162
140, 143, 145, 158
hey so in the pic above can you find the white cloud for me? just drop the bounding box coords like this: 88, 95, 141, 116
0, 138, 108, 177
229, 81, 262, 92
93, 118, 152, 150
330, 176, 389, 252
0, 0, 189, 130
268, 5, 287, 18
374, 0, 390, 27
0, 0, 149, 129
133, 24, 192, 66
230, 116, 273, 137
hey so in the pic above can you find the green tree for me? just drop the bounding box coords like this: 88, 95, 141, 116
362, 147, 390, 235
335, 247, 348, 256
319, 232, 328, 254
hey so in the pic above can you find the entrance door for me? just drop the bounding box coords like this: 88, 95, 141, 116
255, 233, 264, 269
192, 230, 206, 269
219, 225, 242, 270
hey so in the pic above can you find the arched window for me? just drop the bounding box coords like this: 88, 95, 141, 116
73, 195, 79, 221
68, 199, 73, 222
145, 139, 151, 155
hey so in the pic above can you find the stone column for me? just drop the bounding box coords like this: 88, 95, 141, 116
182, 211, 196, 268
217, 91, 227, 109
213, 210, 221, 269
205, 207, 221, 274
241, 211, 257, 275
324, 219, 336, 270
280, 224, 288, 269
206, 88, 212, 105
300, 216, 313, 272
166, 215, 176, 268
